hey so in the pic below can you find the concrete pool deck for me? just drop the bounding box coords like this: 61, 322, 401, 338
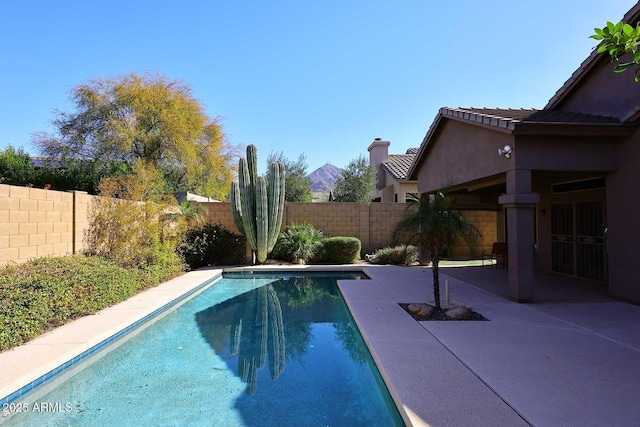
2, 264, 640, 426
345, 265, 640, 427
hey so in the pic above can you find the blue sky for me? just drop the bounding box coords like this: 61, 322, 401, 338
0, 0, 635, 174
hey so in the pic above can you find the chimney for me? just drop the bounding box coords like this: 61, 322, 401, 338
367, 137, 390, 167
368, 138, 390, 190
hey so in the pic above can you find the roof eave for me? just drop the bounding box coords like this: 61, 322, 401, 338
441, 107, 518, 132
513, 122, 637, 137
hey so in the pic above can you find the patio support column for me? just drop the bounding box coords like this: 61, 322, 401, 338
498, 169, 539, 302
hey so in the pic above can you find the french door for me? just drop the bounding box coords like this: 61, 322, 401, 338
551, 201, 606, 282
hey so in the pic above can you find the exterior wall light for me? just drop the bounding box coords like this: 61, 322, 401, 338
498, 144, 512, 159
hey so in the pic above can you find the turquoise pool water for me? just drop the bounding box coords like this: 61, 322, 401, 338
2, 272, 404, 426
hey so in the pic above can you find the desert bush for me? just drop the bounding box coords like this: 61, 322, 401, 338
179, 223, 246, 269
313, 236, 361, 264
0, 255, 182, 351
85, 160, 185, 268
271, 223, 324, 263
368, 245, 419, 265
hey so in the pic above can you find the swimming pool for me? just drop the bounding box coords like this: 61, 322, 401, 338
1, 271, 404, 426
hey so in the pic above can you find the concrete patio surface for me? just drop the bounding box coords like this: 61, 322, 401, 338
344, 264, 640, 427
2, 264, 639, 427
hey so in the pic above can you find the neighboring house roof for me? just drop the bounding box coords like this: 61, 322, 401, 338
545, 2, 640, 111
381, 149, 418, 180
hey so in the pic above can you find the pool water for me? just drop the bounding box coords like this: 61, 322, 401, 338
2, 272, 404, 426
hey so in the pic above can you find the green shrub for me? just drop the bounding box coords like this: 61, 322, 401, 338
179, 223, 246, 269
271, 223, 324, 264
368, 245, 419, 265
313, 236, 361, 264
0, 145, 37, 186
0, 255, 183, 351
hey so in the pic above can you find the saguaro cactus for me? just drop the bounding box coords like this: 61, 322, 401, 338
231, 145, 285, 263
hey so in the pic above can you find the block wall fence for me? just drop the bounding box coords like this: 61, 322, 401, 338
202, 202, 498, 257
0, 184, 98, 267
0, 183, 497, 266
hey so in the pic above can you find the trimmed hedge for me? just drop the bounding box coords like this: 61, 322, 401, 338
179, 223, 246, 269
0, 255, 183, 351
368, 245, 419, 266
313, 237, 361, 264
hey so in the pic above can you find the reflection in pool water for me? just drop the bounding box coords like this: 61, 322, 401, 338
3, 273, 403, 426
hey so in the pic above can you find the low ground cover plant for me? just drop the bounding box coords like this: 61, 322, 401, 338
368, 245, 419, 266
0, 254, 183, 351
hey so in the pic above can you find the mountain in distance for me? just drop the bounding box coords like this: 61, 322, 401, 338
308, 163, 343, 193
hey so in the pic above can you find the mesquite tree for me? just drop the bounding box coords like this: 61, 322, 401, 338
230, 145, 285, 264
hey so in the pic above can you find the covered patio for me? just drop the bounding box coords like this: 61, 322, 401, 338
407, 107, 637, 303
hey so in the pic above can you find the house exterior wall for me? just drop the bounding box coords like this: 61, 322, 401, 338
548, 56, 640, 301
377, 170, 417, 203
415, 120, 512, 193
515, 134, 618, 172
396, 181, 418, 203
606, 129, 640, 302
380, 184, 395, 203
553, 58, 640, 119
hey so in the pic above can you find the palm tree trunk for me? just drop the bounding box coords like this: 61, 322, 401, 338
431, 253, 441, 310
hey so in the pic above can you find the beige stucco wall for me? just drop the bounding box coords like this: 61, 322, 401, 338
396, 181, 418, 203
376, 169, 417, 203
415, 119, 512, 193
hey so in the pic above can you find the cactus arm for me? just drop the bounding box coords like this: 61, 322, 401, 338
247, 145, 258, 187
255, 176, 268, 263
230, 181, 245, 235
266, 162, 281, 252
275, 163, 286, 247
241, 179, 258, 252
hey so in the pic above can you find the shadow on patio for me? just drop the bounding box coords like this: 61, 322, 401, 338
439, 263, 640, 352
440, 264, 612, 303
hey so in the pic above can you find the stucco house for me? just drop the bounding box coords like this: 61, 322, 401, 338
407, 3, 640, 303
368, 138, 418, 203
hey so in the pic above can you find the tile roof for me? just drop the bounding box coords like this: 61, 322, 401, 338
382, 152, 417, 180
442, 107, 620, 130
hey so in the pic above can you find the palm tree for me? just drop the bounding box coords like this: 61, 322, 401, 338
393, 191, 480, 310
178, 200, 207, 227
